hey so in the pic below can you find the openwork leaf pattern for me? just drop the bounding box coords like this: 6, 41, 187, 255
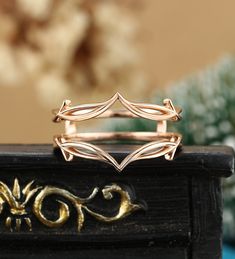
55, 135, 181, 171
53, 93, 181, 122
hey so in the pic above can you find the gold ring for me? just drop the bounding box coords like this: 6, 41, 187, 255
53, 92, 182, 172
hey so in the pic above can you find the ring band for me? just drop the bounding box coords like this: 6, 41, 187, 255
53, 93, 182, 171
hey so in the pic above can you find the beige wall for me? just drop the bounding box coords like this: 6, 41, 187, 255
139, 0, 235, 87
1, 0, 235, 143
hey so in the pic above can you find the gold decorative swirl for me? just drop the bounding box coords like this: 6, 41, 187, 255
33, 183, 144, 231
0, 179, 144, 232
33, 185, 99, 231
83, 184, 143, 222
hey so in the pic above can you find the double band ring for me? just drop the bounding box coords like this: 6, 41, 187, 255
53, 93, 182, 171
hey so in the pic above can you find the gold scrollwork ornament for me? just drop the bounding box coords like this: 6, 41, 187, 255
0, 179, 145, 232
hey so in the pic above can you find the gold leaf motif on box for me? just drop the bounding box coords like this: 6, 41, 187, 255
0, 178, 144, 232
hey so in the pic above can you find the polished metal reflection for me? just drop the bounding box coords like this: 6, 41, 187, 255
53, 93, 182, 171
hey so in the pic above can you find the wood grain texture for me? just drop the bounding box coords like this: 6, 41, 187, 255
191, 177, 223, 259
0, 242, 188, 259
0, 145, 233, 177
0, 145, 233, 259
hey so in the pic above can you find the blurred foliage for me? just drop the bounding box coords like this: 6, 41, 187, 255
108, 55, 235, 147
107, 55, 235, 242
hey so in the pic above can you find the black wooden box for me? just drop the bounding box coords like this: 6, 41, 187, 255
0, 145, 234, 259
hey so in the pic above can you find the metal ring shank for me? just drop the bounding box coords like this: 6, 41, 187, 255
56, 132, 182, 142
53, 94, 182, 171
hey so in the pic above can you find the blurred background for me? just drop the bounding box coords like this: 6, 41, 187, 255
0, 0, 235, 256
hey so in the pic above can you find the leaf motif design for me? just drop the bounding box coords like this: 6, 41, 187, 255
0, 181, 18, 209
53, 93, 182, 171
118, 94, 180, 121
53, 93, 181, 122
59, 140, 122, 171
55, 134, 181, 172
54, 93, 119, 122
119, 140, 180, 171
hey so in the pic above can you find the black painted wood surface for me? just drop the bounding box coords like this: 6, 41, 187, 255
0, 144, 233, 259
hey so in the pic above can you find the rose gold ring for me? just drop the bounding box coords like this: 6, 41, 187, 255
53, 93, 182, 172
